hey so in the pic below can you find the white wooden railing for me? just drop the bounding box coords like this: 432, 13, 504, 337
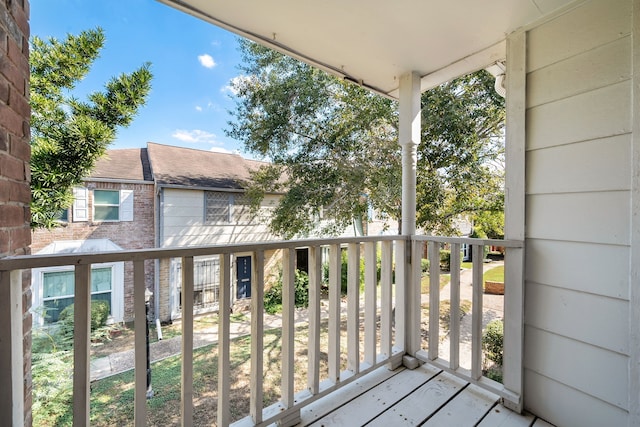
0, 235, 523, 426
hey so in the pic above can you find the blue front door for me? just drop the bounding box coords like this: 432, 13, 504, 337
236, 256, 252, 299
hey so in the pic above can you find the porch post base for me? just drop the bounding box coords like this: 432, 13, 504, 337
277, 410, 301, 427
402, 355, 421, 370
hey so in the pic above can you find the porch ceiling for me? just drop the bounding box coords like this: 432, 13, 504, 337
159, 0, 577, 98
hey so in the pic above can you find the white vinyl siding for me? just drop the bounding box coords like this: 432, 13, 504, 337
162, 188, 276, 247
521, 0, 631, 424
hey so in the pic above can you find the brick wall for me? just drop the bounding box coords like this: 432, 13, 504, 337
32, 181, 156, 321
0, 0, 31, 424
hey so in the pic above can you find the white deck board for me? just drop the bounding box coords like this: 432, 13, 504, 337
291, 363, 552, 427
422, 383, 499, 426
297, 366, 400, 426
366, 369, 465, 426
532, 419, 555, 427
477, 404, 535, 427
309, 364, 439, 426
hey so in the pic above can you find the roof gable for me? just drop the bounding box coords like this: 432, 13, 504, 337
146, 142, 267, 189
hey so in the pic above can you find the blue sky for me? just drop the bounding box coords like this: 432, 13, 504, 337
31, 0, 249, 155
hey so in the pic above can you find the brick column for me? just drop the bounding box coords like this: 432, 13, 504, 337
0, 0, 32, 425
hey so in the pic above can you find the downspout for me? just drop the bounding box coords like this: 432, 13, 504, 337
153, 186, 163, 327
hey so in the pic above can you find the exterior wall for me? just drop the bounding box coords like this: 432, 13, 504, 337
157, 249, 281, 322
161, 188, 278, 246
522, 0, 632, 424
0, 0, 31, 424
32, 182, 155, 321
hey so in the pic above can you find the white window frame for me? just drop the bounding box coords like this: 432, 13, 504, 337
32, 261, 124, 328
92, 189, 134, 222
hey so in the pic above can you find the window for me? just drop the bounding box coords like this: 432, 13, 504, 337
56, 209, 69, 222
94, 190, 120, 221
93, 189, 134, 222
205, 192, 230, 223
171, 257, 220, 315
42, 267, 113, 324
205, 192, 252, 224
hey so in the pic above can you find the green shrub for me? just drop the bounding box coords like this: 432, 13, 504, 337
322, 249, 368, 294
482, 319, 504, 367
439, 250, 451, 272
264, 270, 310, 314
420, 258, 430, 274
58, 300, 111, 341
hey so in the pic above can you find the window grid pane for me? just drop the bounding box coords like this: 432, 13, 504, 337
94, 206, 119, 221
94, 190, 120, 205
205, 192, 230, 223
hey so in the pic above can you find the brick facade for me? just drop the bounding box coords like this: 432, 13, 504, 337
0, 0, 31, 424
32, 181, 155, 321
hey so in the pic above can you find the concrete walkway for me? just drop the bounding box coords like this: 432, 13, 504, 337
91, 261, 504, 381
438, 261, 504, 368
90, 302, 348, 381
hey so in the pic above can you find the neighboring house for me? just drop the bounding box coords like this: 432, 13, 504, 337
32, 141, 373, 325
146, 142, 283, 321
31, 148, 155, 326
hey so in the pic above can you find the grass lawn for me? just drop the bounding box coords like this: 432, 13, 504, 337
38, 318, 359, 426
420, 273, 451, 293
483, 265, 504, 283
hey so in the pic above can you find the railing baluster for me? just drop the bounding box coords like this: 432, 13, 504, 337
250, 251, 264, 424
73, 263, 91, 426
307, 246, 322, 394
428, 241, 440, 360
394, 239, 407, 354
0, 269, 24, 427
181, 256, 195, 425
449, 243, 461, 370
347, 243, 360, 373
328, 244, 341, 383
218, 253, 231, 426
471, 245, 484, 379
380, 241, 393, 359
282, 248, 296, 408
133, 260, 148, 426
364, 241, 377, 366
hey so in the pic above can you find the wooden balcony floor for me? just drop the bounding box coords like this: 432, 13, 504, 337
296, 363, 552, 427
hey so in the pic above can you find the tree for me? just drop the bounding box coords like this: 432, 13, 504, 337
30, 28, 152, 228
227, 40, 504, 238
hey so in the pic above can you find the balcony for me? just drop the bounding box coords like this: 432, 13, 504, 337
0, 234, 534, 426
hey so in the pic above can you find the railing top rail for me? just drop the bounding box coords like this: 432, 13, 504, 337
0, 234, 522, 271
0, 235, 402, 270
413, 235, 523, 248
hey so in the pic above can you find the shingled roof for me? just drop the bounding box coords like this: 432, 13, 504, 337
90, 148, 153, 181
146, 142, 267, 189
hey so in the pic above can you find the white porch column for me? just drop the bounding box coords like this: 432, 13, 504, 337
397, 71, 422, 358
399, 71, 421, 235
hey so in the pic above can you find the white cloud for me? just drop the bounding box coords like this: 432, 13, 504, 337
195, 105, 203, 112
198, 53, 216, 69
172, 129, 218, 144
221, 75, 253, 96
